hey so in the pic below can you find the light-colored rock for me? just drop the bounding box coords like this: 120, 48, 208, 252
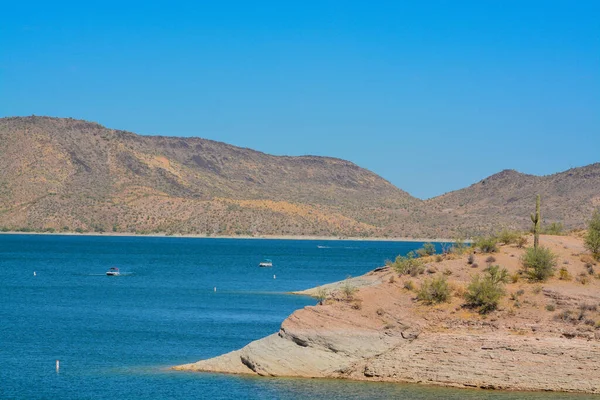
175, 235, 600, 393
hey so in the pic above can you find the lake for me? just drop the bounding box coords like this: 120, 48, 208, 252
0, 234, 592, 399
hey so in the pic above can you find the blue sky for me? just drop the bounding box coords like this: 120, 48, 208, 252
1, 1, 599, 199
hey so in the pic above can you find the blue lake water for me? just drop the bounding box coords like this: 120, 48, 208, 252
0, 234, 593, 399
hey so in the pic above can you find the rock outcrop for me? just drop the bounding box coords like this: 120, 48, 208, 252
174, 235, 600, 393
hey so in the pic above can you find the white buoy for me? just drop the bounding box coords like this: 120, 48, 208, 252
56, 360, 60, 373
214, 286, 216, 292
33, 271, 36, 276
273, 274, 276, 279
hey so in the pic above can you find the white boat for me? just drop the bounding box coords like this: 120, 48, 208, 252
106, 267, 120, 276
258, 259, 273, 268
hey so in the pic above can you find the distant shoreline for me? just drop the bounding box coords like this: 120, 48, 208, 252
0, 231, 456, 243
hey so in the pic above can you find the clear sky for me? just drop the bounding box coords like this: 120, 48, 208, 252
1, 1, 599, 199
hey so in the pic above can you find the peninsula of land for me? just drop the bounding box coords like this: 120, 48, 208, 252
174, 234, 600, 393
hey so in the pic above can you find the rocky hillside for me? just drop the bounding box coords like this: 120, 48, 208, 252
0, 116, 427, 237
426, 166, 600, 235
0, 116, 598, 238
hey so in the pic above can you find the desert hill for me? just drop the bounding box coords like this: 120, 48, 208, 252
427, 166, 600, 235
0, 116, 598, 238
0, 116, 425, 237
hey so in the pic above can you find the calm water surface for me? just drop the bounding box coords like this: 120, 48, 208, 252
0, 235, 593, 399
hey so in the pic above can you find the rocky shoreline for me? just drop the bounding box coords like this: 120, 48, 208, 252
174, 235, 600, 393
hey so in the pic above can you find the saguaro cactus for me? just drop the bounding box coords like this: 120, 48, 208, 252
531, 194, 541, 250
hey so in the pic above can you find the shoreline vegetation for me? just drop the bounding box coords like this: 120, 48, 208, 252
0, 230, 459, 243
174, 230, 600, 393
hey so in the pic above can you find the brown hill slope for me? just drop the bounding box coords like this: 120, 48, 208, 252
0, 116, 429, 237
1, 116, 598, 238
426, 166, 600, 235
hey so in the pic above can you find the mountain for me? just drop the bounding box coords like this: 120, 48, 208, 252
0, 116, 598, 238
0, 116, 427, 237
426, 165, 600, 234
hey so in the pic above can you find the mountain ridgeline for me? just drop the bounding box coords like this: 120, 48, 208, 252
0, 116, 598, 238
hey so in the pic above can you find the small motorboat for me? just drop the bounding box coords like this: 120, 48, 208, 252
258, 259, 273, 268
106, 267, 120, 276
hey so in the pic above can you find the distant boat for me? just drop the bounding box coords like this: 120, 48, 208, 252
106, 267, 120, 276
258, 259, 273, 268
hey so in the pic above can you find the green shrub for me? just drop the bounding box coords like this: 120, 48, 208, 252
585, 210, 600, 260
558, 267, 572, 281
516, 236, 527, 248
417, 276, 451, 304
543, 222, 564, 235
521, 247, 557, 281
497, 230, 522, 245
392, 251, 425, 277
416, 242, 436, 257
315, 287, 329, 305
403, 280, 415, 291
341, 280, 357, 300
464, 266, 509, 314
475, 236, 498, 253
450, 238, 468, 255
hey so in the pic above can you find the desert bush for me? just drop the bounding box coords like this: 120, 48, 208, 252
450, 238, 468, 255
585, 210, 600, 260
417, 276, 451, 304
416, 242, 436, 257
465, 266, 509, 314
392, 252, 425, 277
558, 267, 572, 281
521, 247, 557, 281
510, 273, 520, 283
471, 262, 479, 268
403, 280, 415, 291
435, 255, 443, 262
554, 310, 577, 324
532, 285, 542, 294
475, 236, 498, 253
485, 256, 496, 264
341, 280, 357, 300
516, 236, 528, 248
315, 287, 329, 305
543, 222, 564, 235
388, 275, 395, 284
545, 304, 556, 312
497, 230, 522, 245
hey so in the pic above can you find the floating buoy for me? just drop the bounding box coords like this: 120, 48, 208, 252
56, 360, 60, 373
33, 271, 36, 276
214, 287, 216, 292
273, 274, 276, 279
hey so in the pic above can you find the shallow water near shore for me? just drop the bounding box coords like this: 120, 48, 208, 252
0, 234, 594, 399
